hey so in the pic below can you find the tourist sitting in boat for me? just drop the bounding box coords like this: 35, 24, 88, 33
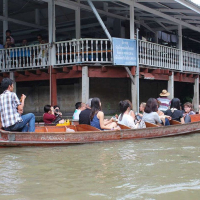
165, 98, 184, 124
73, 102, 86, 120
90, 97, 120, 130
118, 100, 140, 129
43, 105, 64, 124
143, 98, 165, 125
137, 102, 146, 119
124, 100, 135, 120
157, 89, 171, 112
0, 78, 35, 132
157, 100, 170, 126
79, 98, 92, 125
183, 102, 195, 123
54, 105, 62, 118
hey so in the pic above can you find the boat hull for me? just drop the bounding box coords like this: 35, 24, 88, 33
0, 122, 200, 147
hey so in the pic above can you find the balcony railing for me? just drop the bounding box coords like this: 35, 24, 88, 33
0, 44, 49, 71
0, 38, 200, 74
139, 40, 180, 71
55, 38, 112, 65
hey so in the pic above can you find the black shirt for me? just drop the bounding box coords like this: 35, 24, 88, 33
165, 109, 183, 122
79, 108, 91, 125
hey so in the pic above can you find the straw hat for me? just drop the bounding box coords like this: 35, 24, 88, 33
160, 89, 170, 97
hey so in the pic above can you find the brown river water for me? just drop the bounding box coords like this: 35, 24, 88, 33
1, 134, 200, 200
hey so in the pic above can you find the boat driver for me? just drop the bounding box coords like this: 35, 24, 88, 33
0, 78, 35, 132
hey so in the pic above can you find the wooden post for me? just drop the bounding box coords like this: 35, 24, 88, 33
193, 77, 199, 112
131, 77, 137, 112
167, 71, 174, 99
10, 72, 16, 93
51, 67, 57, 106
178, 24, 183, 71
3, 0, 8, 44
82, 66, 89, 103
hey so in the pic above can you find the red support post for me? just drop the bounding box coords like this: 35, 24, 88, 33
50, 66, 57, 106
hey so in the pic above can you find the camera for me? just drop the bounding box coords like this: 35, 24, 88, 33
136, 115, 141, 121
55, 109, 59, 112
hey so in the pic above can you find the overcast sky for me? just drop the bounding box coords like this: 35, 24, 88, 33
191, 0, 200, 5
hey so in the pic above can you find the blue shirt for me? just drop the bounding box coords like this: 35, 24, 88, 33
90, 114, 103, 130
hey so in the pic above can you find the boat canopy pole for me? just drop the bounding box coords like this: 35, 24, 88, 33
87, 0, 135, 85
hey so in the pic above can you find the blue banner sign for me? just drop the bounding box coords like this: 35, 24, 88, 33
112, 37, 137, 66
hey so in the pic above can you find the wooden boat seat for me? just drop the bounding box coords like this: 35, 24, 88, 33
190, 114, 200, 122
76, 124, 100, 131
66, 125, 77, 131
170, 120, 181, 125
35, 127, 48, 133
117, 124, 131, 130
145, 122, 159, 128
35, 125, 77, 133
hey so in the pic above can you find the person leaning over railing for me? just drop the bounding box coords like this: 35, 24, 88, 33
0, 78, 35, 132
4, 36, 15, 48
6, 30, 15, 45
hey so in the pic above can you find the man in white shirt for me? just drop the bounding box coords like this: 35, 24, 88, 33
72, 102, 86, 120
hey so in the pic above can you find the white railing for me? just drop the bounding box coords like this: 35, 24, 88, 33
0, 38, 200, 74
0, 44, 49, 71
139, 40, 180, 71
55, 38, 112, 65
183, 51, 200, 73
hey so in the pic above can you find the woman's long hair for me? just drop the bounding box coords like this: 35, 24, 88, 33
119, 100, 130, 121
144, 98, 158, 113
124, 99, 133, 110
170, 98, 181, 110
90, 97, 102, 121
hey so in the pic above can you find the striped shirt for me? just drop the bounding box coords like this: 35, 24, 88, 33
0, 90, 22, 128
157, 97, 171, 111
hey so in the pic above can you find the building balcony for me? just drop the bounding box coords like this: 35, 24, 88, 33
1, 38, 200, 74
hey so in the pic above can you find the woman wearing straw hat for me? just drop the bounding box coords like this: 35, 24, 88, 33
157, 89, 171, 112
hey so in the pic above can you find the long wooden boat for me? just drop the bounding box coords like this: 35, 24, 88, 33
0, 115, 200, 147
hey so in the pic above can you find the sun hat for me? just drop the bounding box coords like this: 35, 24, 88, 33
160, 89, 170, 97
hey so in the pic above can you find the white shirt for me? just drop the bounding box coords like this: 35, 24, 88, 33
73, 109, 81, 120
118, 114, 137, 129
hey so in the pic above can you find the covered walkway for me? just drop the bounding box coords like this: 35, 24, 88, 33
1, 0, 200, 113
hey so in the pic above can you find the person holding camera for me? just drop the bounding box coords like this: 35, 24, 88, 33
54, 105, 62, 118
43, 105, 64, 124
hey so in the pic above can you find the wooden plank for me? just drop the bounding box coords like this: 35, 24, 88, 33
145, 122, 159, 127
191, 114, 200, 122
170, 120, 181, 125
117, 124, 131, 130
76, 124, 100, 131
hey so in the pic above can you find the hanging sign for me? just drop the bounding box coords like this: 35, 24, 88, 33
112, 37, 137, 66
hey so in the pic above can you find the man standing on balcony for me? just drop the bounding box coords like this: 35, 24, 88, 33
6, 30, 15, 44
157, 89, 171, 112
0, 78, 35, 132
4, 36, 15, 48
